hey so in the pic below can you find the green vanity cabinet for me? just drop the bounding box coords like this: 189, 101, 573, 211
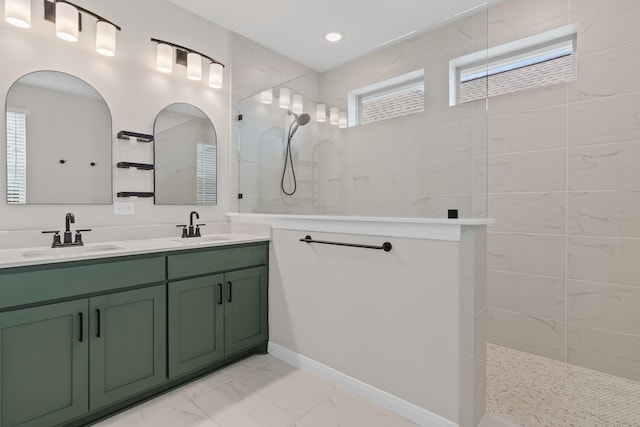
0, 300, 88, 427
168, 274, 225, 378
89, 286, 166, 410
224, 266, 268, 355
167, 243, 269, 378
0, 242, 268, 427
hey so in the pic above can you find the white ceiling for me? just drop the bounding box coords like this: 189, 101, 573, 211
168, 0, 492, 72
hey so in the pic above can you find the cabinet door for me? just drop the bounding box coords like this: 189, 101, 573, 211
224, 266, 268, 355
89, 286, 166, 410
168, 275, 225, 378
0, 300, 88, 427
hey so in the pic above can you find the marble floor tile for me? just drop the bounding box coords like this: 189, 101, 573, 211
93, 354, 416, 427
291, 389, 419, 427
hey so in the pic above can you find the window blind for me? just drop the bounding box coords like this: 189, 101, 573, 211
6, 111, 27, 204
196, 143, 216, 204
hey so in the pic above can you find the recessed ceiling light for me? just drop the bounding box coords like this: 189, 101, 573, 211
325, 32, 342, 42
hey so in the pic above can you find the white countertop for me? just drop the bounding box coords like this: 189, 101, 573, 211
0, 233, 270, 269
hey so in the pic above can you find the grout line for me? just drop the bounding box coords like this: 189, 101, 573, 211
564, 79, 570, 364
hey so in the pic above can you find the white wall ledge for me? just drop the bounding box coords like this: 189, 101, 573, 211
227, 213, 493, 242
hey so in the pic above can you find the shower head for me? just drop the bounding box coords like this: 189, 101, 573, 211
287, 110, 311, 138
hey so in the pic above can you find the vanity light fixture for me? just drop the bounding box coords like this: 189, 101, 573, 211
44, 0, 121, 54
156, 43, 173, 73
338, 111, 348, 128
209, 62, 223, 88
292, 94, 304, 114
329, 107, 339, 125
316, 104, 326, 122
55, 1, 78, 41
150, 38, 226, 88
260, 89, 273, 104
95, 21, 117, 56
279, 88, 291, 109
187, 52, 202, 81
5, 0, 31, 28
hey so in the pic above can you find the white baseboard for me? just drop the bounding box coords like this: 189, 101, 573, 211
268, 342, 458, 427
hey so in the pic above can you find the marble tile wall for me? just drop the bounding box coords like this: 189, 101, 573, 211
486, 0, 640, 381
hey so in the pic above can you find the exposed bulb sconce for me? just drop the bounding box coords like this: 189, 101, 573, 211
43, 1, 121, 54
150, 38, 225, 88
330, 107, 339, 125
292, 94, 304, 114
261, 89, 273, 104
279, 88, 291, 109
316, 104, 326, 122
5, 0, 31, 28
339, 112, 348, 128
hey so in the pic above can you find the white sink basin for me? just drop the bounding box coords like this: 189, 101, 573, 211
171, 235, 234, 244
22, 244, 125, 258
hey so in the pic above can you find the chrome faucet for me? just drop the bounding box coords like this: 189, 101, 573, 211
42, 212, 92, 247
176, 211, 205, 238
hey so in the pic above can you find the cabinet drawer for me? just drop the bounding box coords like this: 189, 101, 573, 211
0, 256, 165, 310
167, 243, 268, 280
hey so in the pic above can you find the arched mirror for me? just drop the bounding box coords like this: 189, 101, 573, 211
153, 103, 217, 205
5, 71, 112, 204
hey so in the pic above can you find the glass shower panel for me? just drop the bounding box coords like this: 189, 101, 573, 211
236, 5, 488, 218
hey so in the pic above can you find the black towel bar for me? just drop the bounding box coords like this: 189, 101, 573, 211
300, 235, 392, 252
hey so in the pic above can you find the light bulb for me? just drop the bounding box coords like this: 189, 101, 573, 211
187, 52, 202, 81
316, 104, 326, 122
5, 0, 31, 28
56, 2, 79, 42
260, 89, 273, 104
96, 21, 116, 56
339, 112, 348, 128
292, 94, 303, 114
157, 44, 173, 73
209, 62, 223, 88
330, 107, 339, 125
279, 88, 291, 109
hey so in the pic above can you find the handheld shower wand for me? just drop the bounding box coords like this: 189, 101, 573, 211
281, 110, 311, 196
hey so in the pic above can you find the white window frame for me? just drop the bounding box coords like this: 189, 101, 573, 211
347, 69, 424, 127
449, 23, 578, 106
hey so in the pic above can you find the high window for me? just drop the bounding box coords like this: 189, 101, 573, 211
450, 24, 577, 105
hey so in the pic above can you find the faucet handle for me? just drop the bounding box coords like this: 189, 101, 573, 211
74, 229, 92, 245
42, 230, 61, 247
195, 224, 205, 237
176, 224, 187, 238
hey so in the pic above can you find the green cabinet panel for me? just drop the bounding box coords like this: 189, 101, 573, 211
89, 286, 166, 410
224, 266, 268, 355
0, 256, 165, 310
0, 300, 88, 427
168, 275, 225, 378
167, 243, 268, 280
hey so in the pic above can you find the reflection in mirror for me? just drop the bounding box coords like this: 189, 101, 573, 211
6, 71, 113, 204
153, 103, 217, 205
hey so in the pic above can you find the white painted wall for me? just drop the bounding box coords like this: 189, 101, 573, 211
0, 0, 231, 244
